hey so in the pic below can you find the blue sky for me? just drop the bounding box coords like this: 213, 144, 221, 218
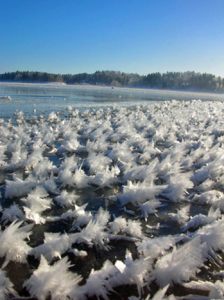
1, 0, 224, 76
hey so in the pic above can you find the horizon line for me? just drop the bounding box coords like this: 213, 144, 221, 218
1, 69, 223, 78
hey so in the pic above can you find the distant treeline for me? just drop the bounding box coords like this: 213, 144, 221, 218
0, 70, 224, 92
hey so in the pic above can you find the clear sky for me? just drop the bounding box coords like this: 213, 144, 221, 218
1, 0, 224, 76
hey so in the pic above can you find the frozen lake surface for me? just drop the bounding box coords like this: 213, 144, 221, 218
1, 82, 224, 118
0, 84, 224, 299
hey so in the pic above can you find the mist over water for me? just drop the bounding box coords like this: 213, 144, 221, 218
1, 83, 224, 118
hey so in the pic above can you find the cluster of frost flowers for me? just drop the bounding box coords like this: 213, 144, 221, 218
0, 100, 224, 299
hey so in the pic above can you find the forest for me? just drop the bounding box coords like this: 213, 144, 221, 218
0, 70, 224, 92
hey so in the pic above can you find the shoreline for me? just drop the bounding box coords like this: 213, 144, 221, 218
0, 81, 223, 97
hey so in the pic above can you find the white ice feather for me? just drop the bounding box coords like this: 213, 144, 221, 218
24, 256, 82, 300
31, 232, 71, 261
154, 237, 205, 287
0, 221, 33, 265
1, 204, 24, 224
5, 177, 36, 199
